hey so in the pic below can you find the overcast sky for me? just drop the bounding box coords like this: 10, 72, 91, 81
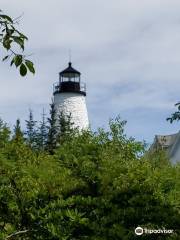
1, 0, 180, 143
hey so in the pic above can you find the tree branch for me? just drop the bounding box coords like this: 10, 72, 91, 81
5, 230, 30, 239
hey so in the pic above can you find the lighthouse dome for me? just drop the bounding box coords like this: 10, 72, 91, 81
60, 62, 80, 78
54, 62, 86, 96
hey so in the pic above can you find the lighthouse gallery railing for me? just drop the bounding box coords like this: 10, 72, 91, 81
53, 81, 86, 95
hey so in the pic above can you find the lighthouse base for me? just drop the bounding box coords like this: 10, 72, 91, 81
54, 92, 89, 130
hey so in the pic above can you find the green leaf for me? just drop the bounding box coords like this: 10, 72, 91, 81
15, 29, 28, 40
3, 39, 12, 50
12, 36, 24, 50
25, 60, 35, 74
2, 55, 9, 61
0, 14, 13, 23
10, 59, 14, 66
20, 33, 28, 40
14, 55, 23, 67
20, 63, 27, 76
7, 29, 14, 35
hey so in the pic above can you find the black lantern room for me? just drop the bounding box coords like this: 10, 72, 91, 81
53, 62, 86, 96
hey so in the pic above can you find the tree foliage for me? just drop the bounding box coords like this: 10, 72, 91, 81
12, 119, 24, 143
0, 115, 179, 239
37, 109, 48, 151
0, 10, 35, 76
46, 102, 58, 154
167, 102, 180, 123
25, 109, 37, 150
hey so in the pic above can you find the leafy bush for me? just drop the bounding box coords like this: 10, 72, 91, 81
0, 117, 179, 239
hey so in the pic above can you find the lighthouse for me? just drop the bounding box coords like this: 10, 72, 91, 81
53, 62, 89, 130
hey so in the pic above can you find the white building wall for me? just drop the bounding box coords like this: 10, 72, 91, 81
171, 148, 180, 164
54, 92, 89, 130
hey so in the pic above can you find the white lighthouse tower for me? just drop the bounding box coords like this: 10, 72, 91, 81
53, 62, 89, 130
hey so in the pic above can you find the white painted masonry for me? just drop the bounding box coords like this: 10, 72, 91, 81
54, 92, 89, 130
